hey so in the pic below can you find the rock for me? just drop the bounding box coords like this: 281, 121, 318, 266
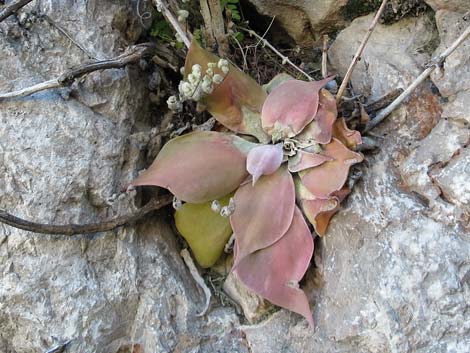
246, 0, 348, 44
430, 10, 470, 97
329, 13, 438, 101
424, 0, 470, 11
0, 2, 249, 353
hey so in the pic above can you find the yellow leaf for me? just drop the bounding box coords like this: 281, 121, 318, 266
175, 194, 233, 268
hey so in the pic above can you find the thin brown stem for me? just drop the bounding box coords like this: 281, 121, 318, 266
336, 0, 388, 103
0, 194, 173, 235
365, 23, 470, 132
0, 0, 34, 22
153, 0, 191, 48
0, 43, 156, 101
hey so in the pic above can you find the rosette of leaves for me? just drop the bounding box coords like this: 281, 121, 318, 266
131, 41, 363, 326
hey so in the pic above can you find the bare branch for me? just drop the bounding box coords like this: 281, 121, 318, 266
240, 27, 313, 81
0, 0, 33, 23
321, 34, 329, 79
153, 0, 191, 48
0, 43, 156, 101
365, 23, 470, 132
336, 0, 388, 103
0, 194, 173, 236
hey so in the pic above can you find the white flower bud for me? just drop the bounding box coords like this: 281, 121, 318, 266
218, 59, 229, 69
180, 66, 185, 75
167, 95, 182, 111
221, 65, 229, 75
179, 81, 192, 97
212, 74, 224, 84
205, 67, 214, 77
201, 76, 213, 94
175, 33, 183, 43
173, 197, 183, 210
177, 10, 189, 22
187, 73, 198, 85
211, 200, 221, 213
192, 64, 202, 76
207, 62, 216, 69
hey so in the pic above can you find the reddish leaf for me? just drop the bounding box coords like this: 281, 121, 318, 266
300, 138, 363, 198
230, 166, 295, 265
288, 150, 333, 173
131, 131, 255, 203
235, 207, 314, 327
332, 118, 362, 149
300, 188, 350, 236
185, 40, 269, 143
246, 144, 284, 185
261, 77, 333, 141
296, 89, 337, 145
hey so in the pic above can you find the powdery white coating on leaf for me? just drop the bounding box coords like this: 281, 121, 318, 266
234, 207, 314, 327
300, 138, 363, 198
261, 77, 334, 140
246, 144, 284, 185
131, 131, 253, 203
230, 166, 295, 266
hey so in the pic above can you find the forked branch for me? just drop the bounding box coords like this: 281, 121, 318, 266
0, 43, 156, 101
0, 194, 173, 235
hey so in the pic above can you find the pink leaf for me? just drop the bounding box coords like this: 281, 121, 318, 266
296, 88, 337, 145
288, 150, 333, 173
131, 131, 255, 203
332, 118, 362, 149
230, 166, 295, 266
299, 188, 350, 236
235, 207, 314, 327
246, 144, 284, 185
261, 77, 333, 141
299, 138, 363, 198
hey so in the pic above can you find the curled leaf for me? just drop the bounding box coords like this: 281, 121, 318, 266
288, 150, 333, 173
235, 207, 314, 327
175, 194, 234, 268
296, 89, 337, 145
247, 144, 284, 185
300, 138, 363, 198
261, 77, 333, 141
132, 131, 255, 203
185, 40, 269, 143
332, 118, 362, 149
230, 166, 295, 266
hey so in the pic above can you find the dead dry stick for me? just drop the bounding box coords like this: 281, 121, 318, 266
240, 27, 313, 80
153, 0, 191, 48
336, 0, 388, 103
0, 194, 173, 235
0, 43, 156, 101
321, 35, 329, 79
365, 23, 470, 132
0, 0, 34, 22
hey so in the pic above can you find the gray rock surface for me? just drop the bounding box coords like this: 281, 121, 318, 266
246, 0, 348, 44
425, 0, 470, 11
1, 1, 469, 353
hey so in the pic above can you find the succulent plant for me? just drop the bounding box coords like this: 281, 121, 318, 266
131, 40, 363, 327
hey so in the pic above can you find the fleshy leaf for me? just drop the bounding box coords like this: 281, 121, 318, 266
296, 89, 337, 145
299, 138, 363, 198
313, 188, 350, 236
131, 131, 255, 203
288, 150, 333, 173
185, 40, 269, 143
175, 194, 233, 268
230, 166, 295, 266
235, 207, 314, 327
247, 143, 284, 185
332, 118, 362, 149
261, 77, 333, 141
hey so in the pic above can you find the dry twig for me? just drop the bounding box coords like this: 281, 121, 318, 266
365, 23, 470, 132
240, 27, 313, 80
336, 0, 388, 103
0, 0, 34, 23
153, 0, 191, 48
321, 34, 329, 79
0, 194, 173, 235
0, 43, 156, 101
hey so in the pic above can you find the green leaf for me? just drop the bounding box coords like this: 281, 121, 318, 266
175, 194, 234, 268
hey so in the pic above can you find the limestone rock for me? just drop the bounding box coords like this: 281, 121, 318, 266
329, 13, 438, 101
246, 0, 348, 44
424, 0, 470, 11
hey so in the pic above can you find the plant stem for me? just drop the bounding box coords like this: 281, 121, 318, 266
336, 0, 388, 103
153, 0, 191, 48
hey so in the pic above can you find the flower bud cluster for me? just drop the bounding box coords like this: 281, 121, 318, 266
167, 59, 230, 112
